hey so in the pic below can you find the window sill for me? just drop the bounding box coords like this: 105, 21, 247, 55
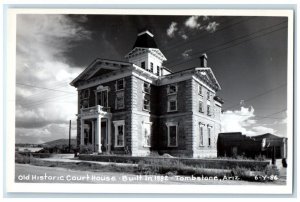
116, 89, 124, 92
114, 145, 125, 148
143, 145, 151, 148
143, 108, 151, 112
167, 110, 178, 113
167, 145, 178, 148
167, 92, 177, 95
142, 90, 151, 94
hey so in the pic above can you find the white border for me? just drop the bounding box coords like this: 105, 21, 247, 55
5, 8, 294, 194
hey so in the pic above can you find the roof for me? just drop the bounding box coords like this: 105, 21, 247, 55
70, 58, 132, 86
133, 30, 158, 49
252, 133, 285, 141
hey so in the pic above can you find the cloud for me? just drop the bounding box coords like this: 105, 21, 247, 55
182, 49, 192, 58
205, 21, 220, 33
166, 16, 220, 39
203, 16, 209, 21
221, 106, 256, 135
181, 33, 188, 40
166, 22, 178, 38
185, 16, 201, 29
252, 126, 276, 134
221, 106, 278, 137
16, 14, 90, 143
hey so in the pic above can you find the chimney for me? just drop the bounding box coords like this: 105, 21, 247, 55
200, 53, 208, 67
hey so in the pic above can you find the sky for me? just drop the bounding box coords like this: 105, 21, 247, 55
15, 14, 288, 144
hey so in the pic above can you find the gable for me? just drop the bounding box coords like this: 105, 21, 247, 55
194, 67, 221, 91
70, 58, 132, 87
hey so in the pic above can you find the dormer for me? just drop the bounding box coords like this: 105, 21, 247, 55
125, 30, 167, 76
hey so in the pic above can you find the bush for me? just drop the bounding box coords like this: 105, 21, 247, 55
255, 154, 266, 161
15, 152, 32, 164
264, 165, 279, 176
80, 144, 95, 154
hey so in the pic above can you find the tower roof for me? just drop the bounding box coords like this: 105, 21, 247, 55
132, 30, 158, 49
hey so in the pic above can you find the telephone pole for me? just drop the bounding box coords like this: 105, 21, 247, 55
69, 120, 71, 153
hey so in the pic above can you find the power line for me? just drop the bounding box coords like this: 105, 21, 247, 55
18, 94, 76, 108
165, 20, 287, 68
16, 83, 76, 94
223, 83, 287, 111
222, 109, 286, 120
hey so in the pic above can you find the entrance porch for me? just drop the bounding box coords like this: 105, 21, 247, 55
79, 105, 112, 153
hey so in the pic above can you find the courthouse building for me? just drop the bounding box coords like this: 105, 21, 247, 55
70, 30, 223, 158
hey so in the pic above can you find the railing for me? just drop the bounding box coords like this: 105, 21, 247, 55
81, 105, 111, 116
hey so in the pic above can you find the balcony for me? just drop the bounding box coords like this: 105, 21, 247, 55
80, 105, 111, 118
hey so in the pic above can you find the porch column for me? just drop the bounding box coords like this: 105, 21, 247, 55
91, 120, 95, 151
96, 115, 102, 153
107, 119, 112, 153
80, 119, 84, 145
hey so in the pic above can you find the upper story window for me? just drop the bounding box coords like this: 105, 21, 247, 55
207, 91, 211, 101
116, 79, 124, 91
207, 105, 212, 116
156, 66, 160, 76
168, 95, 177, 112
143, 82, 151, 94
167, 83, 178, 94
199, 101, 204, 113
150, 62, 154, 72
143, 94, 150, 111
115, 91, 124, 110
141, 61, 145, 69
80, 89, 90, 108
198, 85, 203, 96
81, 89, 90, 99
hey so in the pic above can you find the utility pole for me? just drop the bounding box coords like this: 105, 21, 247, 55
69, 120, 71, 153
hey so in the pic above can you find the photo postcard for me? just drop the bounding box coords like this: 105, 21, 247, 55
4, 8, 294, 194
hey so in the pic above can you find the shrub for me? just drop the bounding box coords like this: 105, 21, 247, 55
264, 165, 279, 176
80, 144, 95, 154
15, 152, 32, 164
231, 166, 248, 177
255, 154, 266, 161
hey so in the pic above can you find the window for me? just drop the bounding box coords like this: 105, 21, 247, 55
113, 120, 125, 147
167, 84, 177, 94
207, 105, 211, 116
116, 79, 124, 91
168, 95, 177, 112
115, 91, 124, 109
141, 61, 145, 69
199, 101, 203, 113
199, 124, 204, 146
207, 91, 211, 101
198, 85, 203, 96
81, 89, 90, 99
156, 66, 160, 76
207, 126, 212, 147
143, 82, 151, 94
143, 94, 150, 111
150, 62, 154, 72
80, 89, 90, 108
143, 122, 152, 147
166, 122, 178, 147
